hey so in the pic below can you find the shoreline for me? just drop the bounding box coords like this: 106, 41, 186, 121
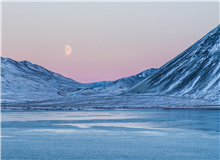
2, 105, 220, 111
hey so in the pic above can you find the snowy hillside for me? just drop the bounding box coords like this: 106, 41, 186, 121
1, 57, 157, 101
86, 68, 158, 95
1, 25, 219, 109
1, 57, 85, 102
128, 25, 220, 100
56, 68, 157, 96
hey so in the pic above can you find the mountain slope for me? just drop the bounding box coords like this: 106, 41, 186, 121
127, 25, 220, 100
1, 57, 84, 102
58, 68, 158, 96
89, 68, 158, 94
107, 68, 158, 88
1, 57, 157, 101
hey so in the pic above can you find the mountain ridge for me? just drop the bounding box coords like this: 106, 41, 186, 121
1, 56, 157, 101
1, 57, 85, 102
127, 25, 220, 100
1, 25, 219, 108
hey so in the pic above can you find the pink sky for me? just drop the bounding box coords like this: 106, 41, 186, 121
2, 2, 219, 83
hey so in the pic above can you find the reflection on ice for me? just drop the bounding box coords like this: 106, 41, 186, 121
54, 122, 155, 129
28, 129, 77, 133
2, 111, 142, 122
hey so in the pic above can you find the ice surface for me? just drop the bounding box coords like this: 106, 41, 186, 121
1, 110, 220, 160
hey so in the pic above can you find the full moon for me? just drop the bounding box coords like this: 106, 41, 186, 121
64, 45, 72, 55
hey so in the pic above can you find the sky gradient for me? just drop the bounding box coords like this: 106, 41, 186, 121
2, 2, 219, 83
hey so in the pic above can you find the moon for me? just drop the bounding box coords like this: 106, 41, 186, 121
64, 45, 72, 55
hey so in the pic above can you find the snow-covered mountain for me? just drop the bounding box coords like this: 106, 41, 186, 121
2, 25, 219, 107
55, 68, 158, 96
86, 68, 158, 95
1, 57, 85, 102
92, 68, 157, 88
1, 57, 157, 101
127, 25, 220, 100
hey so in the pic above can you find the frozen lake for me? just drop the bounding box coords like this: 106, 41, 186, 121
1, 109, 220, 160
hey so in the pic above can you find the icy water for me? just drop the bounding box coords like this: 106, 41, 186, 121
1, 109, 220, 160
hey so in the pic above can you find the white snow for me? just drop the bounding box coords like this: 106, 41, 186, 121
1, 25, 220, 110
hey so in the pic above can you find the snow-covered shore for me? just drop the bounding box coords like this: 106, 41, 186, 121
2, 94, 219, 111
